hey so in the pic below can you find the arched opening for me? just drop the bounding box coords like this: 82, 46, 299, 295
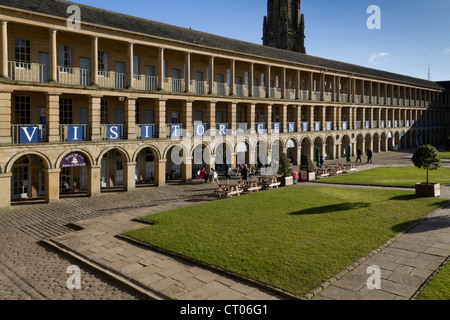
256, 140, 269, 168
387, 132, 394, 151
325, 136, 334, 160
341, 135, 350, 157
373, 133, 379, 152
166, 145, 185, 181
192, 143, 212, 174
215, 142, 233, 173
135, 147, 158, 187
301, 137, 312, 159
11, 155, 47, 202
100, 149, 127, 191
236, 141, 250, 167
286, 138, 298, 164
381, 132, 387, 151
271, 139, 283, 163
365, 134, 372, 153
356, 134, 364, 152
59, 151, 91, 197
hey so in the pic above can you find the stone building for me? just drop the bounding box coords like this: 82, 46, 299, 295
0, 0, 448, 208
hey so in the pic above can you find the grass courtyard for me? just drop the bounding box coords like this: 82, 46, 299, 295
314, 166, 450, 189
124, 185, 446, 297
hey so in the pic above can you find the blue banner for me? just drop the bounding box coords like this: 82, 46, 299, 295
67, 126, 84, 142
217, 124, 227, 136
256, 123, 265, 134
20, 126, 40, 144
141, 125, 154, 139
288, 123, 295, 133
107, 125, 121, 140
194, 123, 206, 136
170, 124, 182, 138
272, 123, 280, 133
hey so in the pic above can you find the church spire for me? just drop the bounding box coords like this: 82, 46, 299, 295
263, 0, 306, 54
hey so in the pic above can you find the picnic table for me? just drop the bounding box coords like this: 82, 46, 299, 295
315, 168, 331, 179
237, 180, 262, 193
214, 183, 243, 198
258, 176, 281, 190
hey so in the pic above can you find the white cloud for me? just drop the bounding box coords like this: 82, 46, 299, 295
369, 52, 389, 64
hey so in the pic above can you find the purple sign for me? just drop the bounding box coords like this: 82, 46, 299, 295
61, 153, 88, 168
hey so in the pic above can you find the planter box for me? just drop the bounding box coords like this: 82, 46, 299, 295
415, 183, 440, 198
278, 176, 294, 186
308, 172, 316, 182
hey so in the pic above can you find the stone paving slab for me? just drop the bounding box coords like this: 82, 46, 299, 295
313, 203, 450, 300
44, 201, 286, 301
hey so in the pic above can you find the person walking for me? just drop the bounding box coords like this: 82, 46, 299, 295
356, 148, 362, 163
367, 148, 373, 164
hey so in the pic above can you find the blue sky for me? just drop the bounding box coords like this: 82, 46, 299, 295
72, 0, 450, 81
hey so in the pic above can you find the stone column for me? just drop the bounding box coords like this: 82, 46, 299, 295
45, 169, 61, 204
249, 63, 254, 97
125, 98, 136, 140
248, 103, 256, 134
281, 104, 288, 133
156, 98, 167, 138
49, 29, 58, 83
296, 105, 302, 133
1, 21, 8, 78
183, 100, 193, 134
89, 95, 102, 141
91, 36, 99, 86
182, 157, 192, 182
0, 172, 11, 208
157, 47, 164, 90
335, 106, 341, 131
230, 60, 235, 96
266, 65, 271, 98
185, 52, 191, 92
0, 90, 11, 143
87, 165, 101, 197
229, 102, 237, 131
296, 70, 301, 100
207, 101, 216, 136
46, 93, 60, 143
308, 106, 314, 132
266, 104, 272, 133
208, 56, 214, 94
281, 68, 286, 99
127, 42, 134, 89
123, 162, 136, 192
154, 160, 166, 187
321, 106, 326, 132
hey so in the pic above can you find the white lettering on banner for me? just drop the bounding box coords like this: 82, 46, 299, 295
21, 126, 38, 142
110, 126, 119, 140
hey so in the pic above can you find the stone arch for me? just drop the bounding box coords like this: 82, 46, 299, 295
132, 144, 162, 163
6, 151, 52, 173
133, 145, 161, 186
55, 148, 95, 169
325, 135, 335, 160
96, 146, 131, 166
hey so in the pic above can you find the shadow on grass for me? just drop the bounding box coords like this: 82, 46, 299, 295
391, 215, 450, 234
290, 202, 371, 216
389, 194, 417, 201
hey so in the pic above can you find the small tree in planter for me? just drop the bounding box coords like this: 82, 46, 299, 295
300, 154, 316, 182
412, 145, 441, 197
277, 153, 293, 186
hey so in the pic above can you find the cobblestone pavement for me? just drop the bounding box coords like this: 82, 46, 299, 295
0, 182, 220, 300
0, 148, 449, 300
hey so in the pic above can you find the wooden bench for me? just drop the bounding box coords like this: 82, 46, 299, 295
343, 164, 357, 173
215, 185, 243, 198
315, 168, 331, 179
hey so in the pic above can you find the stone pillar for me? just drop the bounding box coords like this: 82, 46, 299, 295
296, 70, 301, 100
0, 90, 11, 143
266, 65, 271, 98
46, 94, 60, 143
127, 42, 134, 89
230, 60, 235, 96
89, 95, 102, 141
229, 102, 237, 131
208, 56, 214, 94
249, 63, 254, 97
87, 165, 101, 197
125, 98, 136, 140
1, 21, 8, 78
182, 157, 192, 182
281, 104, 288, 133
0, 173, 11, 208
266, 104, 272, 132
308, 106, 314, 132
248, 103, 256, 134
156, 99, 167, 138
91, 36, 99, 86
185, 52, 191, 92
335, 106, 341, 131
207, 101, 216, 136
49, 29, 58, 82
154, 160, 166, 187
281, 68, 286, 99
157, 47, 164, 90
183, 100, 193, 134
296, 105, 302, 133
321, 106, 326, 132
45, 169, 60, 204
123, 162, 136, 192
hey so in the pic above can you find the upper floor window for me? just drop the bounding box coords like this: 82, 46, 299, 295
101, 99, 109, 124
14, 96, 31, 124
15, 39, 31, 69
59, 98, 73, 125
98, 51, 108, 76
133, 56, 139, 79
59, 46, 72, 72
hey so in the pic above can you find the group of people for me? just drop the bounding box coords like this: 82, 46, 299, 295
356, 148, 373, 164
198, 167, 219, 184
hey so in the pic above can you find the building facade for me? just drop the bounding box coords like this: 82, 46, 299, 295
0, 0, 448, 208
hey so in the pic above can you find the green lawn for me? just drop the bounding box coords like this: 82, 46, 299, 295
416, 261, 450, 300
440, 152, 450, 159
315, 167, 450, 189
124, 185, 446, 297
